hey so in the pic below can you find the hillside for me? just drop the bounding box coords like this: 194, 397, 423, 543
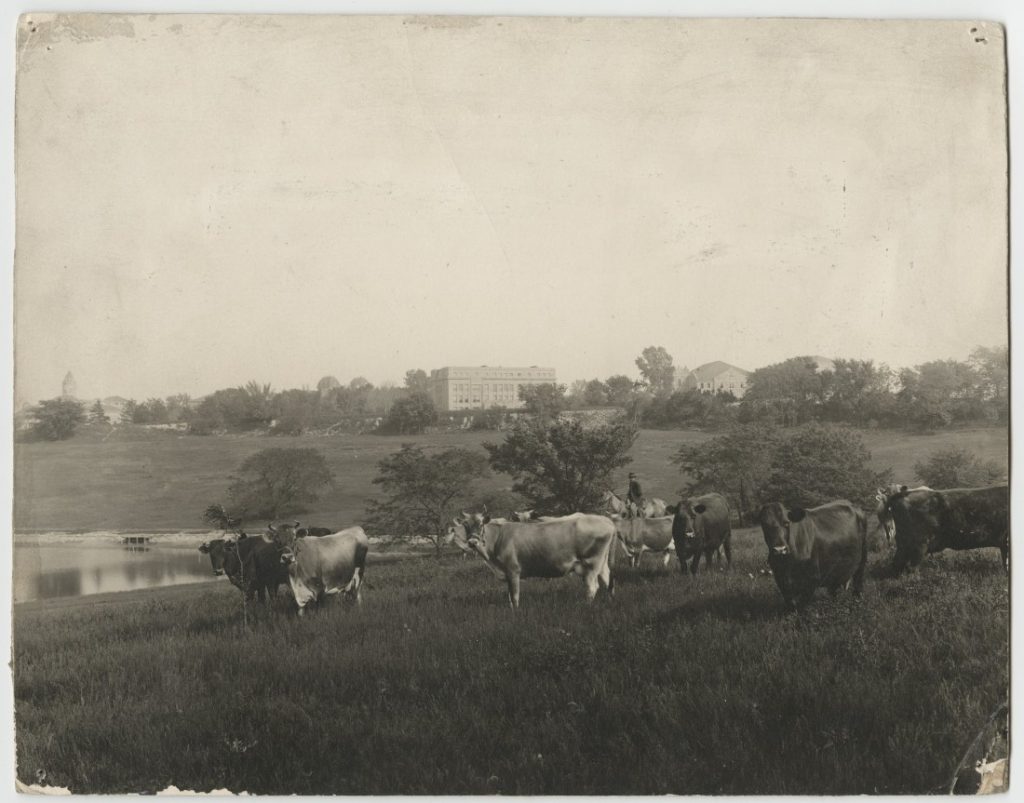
13, 425, 1008, 532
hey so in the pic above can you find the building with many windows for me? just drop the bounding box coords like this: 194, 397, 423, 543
429, 366, 557, 411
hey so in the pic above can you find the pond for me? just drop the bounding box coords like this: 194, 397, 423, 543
13, 536, 218, 604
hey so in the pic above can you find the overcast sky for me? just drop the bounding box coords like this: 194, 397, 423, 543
14, 15, 1007, 405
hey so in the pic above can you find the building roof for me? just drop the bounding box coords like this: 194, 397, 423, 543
687, 361, 750, 382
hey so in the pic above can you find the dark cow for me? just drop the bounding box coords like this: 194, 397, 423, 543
671, 493, 732, 574
759, 500, 867, 609
884, 484, 1008, 574
198, 534, 287, 602
297, 526, 334, 538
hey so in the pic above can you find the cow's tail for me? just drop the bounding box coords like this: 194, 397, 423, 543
345, 541, 370, 599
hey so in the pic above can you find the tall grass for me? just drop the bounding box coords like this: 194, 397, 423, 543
14, 533, 1008, 794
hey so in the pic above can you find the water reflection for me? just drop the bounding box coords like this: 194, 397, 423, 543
14, 540, 218, 603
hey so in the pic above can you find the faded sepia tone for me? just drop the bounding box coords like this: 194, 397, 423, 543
12, 14, 1008, 796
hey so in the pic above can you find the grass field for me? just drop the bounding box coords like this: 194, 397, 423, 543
13, 533, 1008, 794
12, 425, 1008, 532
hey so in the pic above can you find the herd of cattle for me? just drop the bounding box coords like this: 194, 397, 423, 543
197, 483, 1008, 613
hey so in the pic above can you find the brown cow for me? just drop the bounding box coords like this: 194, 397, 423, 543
672, 493, 732, 574
883, 484, 1008, 574
759, 500, 867, 609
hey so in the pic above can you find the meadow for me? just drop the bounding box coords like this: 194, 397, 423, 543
13, 532, 1009, 795
12, 424, 1009, 531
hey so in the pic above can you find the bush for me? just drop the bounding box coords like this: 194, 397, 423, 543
26, 397, 86, 441
914, 448, 1005, 489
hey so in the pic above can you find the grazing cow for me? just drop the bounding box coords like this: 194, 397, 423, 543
883, 484, 1008, 574
759, 500, 867, 609
612, 515, 675, 568
602, 491, 668, 519
280, 527, 370, 615
459, 512, 615, 608
672, 494, 733, 574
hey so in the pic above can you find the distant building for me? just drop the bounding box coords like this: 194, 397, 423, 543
430, 365, 557, 411
678, 361, 751, 398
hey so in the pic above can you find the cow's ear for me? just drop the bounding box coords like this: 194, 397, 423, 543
238, 532, 247, 540
787, 508, 807, 523
899, 485, 908, 494
198, 542, 210, 553
267, 522, 278, 533
482, 514, 491, 524
694, 504, 707, 515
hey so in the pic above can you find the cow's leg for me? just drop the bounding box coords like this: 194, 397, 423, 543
598, 557, 613, 598
690, 553, 701, 575
723, 537, 732, 569
1000, 542, 1009, 573
662, 551, 671, 568
583, 568, 601, 602
505, 572, 521, 609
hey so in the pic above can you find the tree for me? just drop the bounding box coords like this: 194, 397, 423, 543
897, 360, 982, 430
227, 448, 334, 519
271, 388, 320, 435
742, 357, 825, 425
761, 423, 891, 508
382, 391, 438, 434
165, 394, 193, 424
120, 399, 139, 425
364, 445, 490, 555
349, 376, 373, 391
517, 383, 567, 421
819, 359, 896, 426
582, 379, 609, 407
317, 375, 341, 395
604, 375, 636, 408
914, 448, 1005, 489
89, 400, 110, 425
635, 346, 675, 397
968, 345, 1008, 422
27, 397, 86, 441
672, 424, 780, 524
404, 369, 430, 393
485, 415, 637, 514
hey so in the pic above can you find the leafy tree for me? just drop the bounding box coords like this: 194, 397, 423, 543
968, 345, 1008, 422
242, 381, 274, 425
120, 399, 139, 425
364, 445, 490, 555
349, 376, 373, 391
635, 346, 675, 397
165, 394, 193, 424
644, 388, 737, 429
582, 379, 609, 407
404, 369, 430, 393
761, 423, 891, 508
742, 356, 825, 425
271, 388, 320, 435
227, 448, 334, 519
565, 379, 589, 409
316, 375, 341, 395
89, 400, 110, 424
672, 424, 780, 524
897, 360, 982, 430
27, 397, 86, 441
819, 359, 895, 426
382, 391, 438, 434
604, 375, 636, 408
485, 415, 637, 514
914, 448, 1005, 489
517, 383, 567, 421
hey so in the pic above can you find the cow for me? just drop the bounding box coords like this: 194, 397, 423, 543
874, 485, 931, 545
459, 512, 615, 608
612, 515, 675, 568
445, 521, 475, 559
883, 484, 1008, 574
602, 491, 668, 519
759, 500, 867, 609
298, 526, 334, 538
198, 534, 288, 602
672, 494, 733, 574
279, 527, 370, 615
267, 521, 333, 539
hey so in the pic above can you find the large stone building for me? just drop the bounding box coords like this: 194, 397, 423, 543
677, 361, 751, 398
429, 366, 557, 411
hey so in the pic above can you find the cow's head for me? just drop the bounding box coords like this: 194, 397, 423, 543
459, 511, 492, 559
510, 509, 535, 522
267, 521, 301, 550
199, 537, 237, 576
758, 502, 794, 557
887, 486, 944, 573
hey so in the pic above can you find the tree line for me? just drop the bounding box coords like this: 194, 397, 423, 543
20, 343, 1005, 442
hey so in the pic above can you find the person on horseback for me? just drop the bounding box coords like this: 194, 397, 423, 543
626, 472, 646, 518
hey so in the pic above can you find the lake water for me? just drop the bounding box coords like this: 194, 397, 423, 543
13, 537, 218, 604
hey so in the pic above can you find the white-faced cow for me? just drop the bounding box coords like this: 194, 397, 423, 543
278, 526, 370, 615
459, 512, 615, 608
883, 484, 1008, 574
759, 500, 867, 609
671, 494, 733, 574
612, 515, 675, 568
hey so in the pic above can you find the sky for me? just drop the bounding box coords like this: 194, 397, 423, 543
13, 14, 1008, 405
